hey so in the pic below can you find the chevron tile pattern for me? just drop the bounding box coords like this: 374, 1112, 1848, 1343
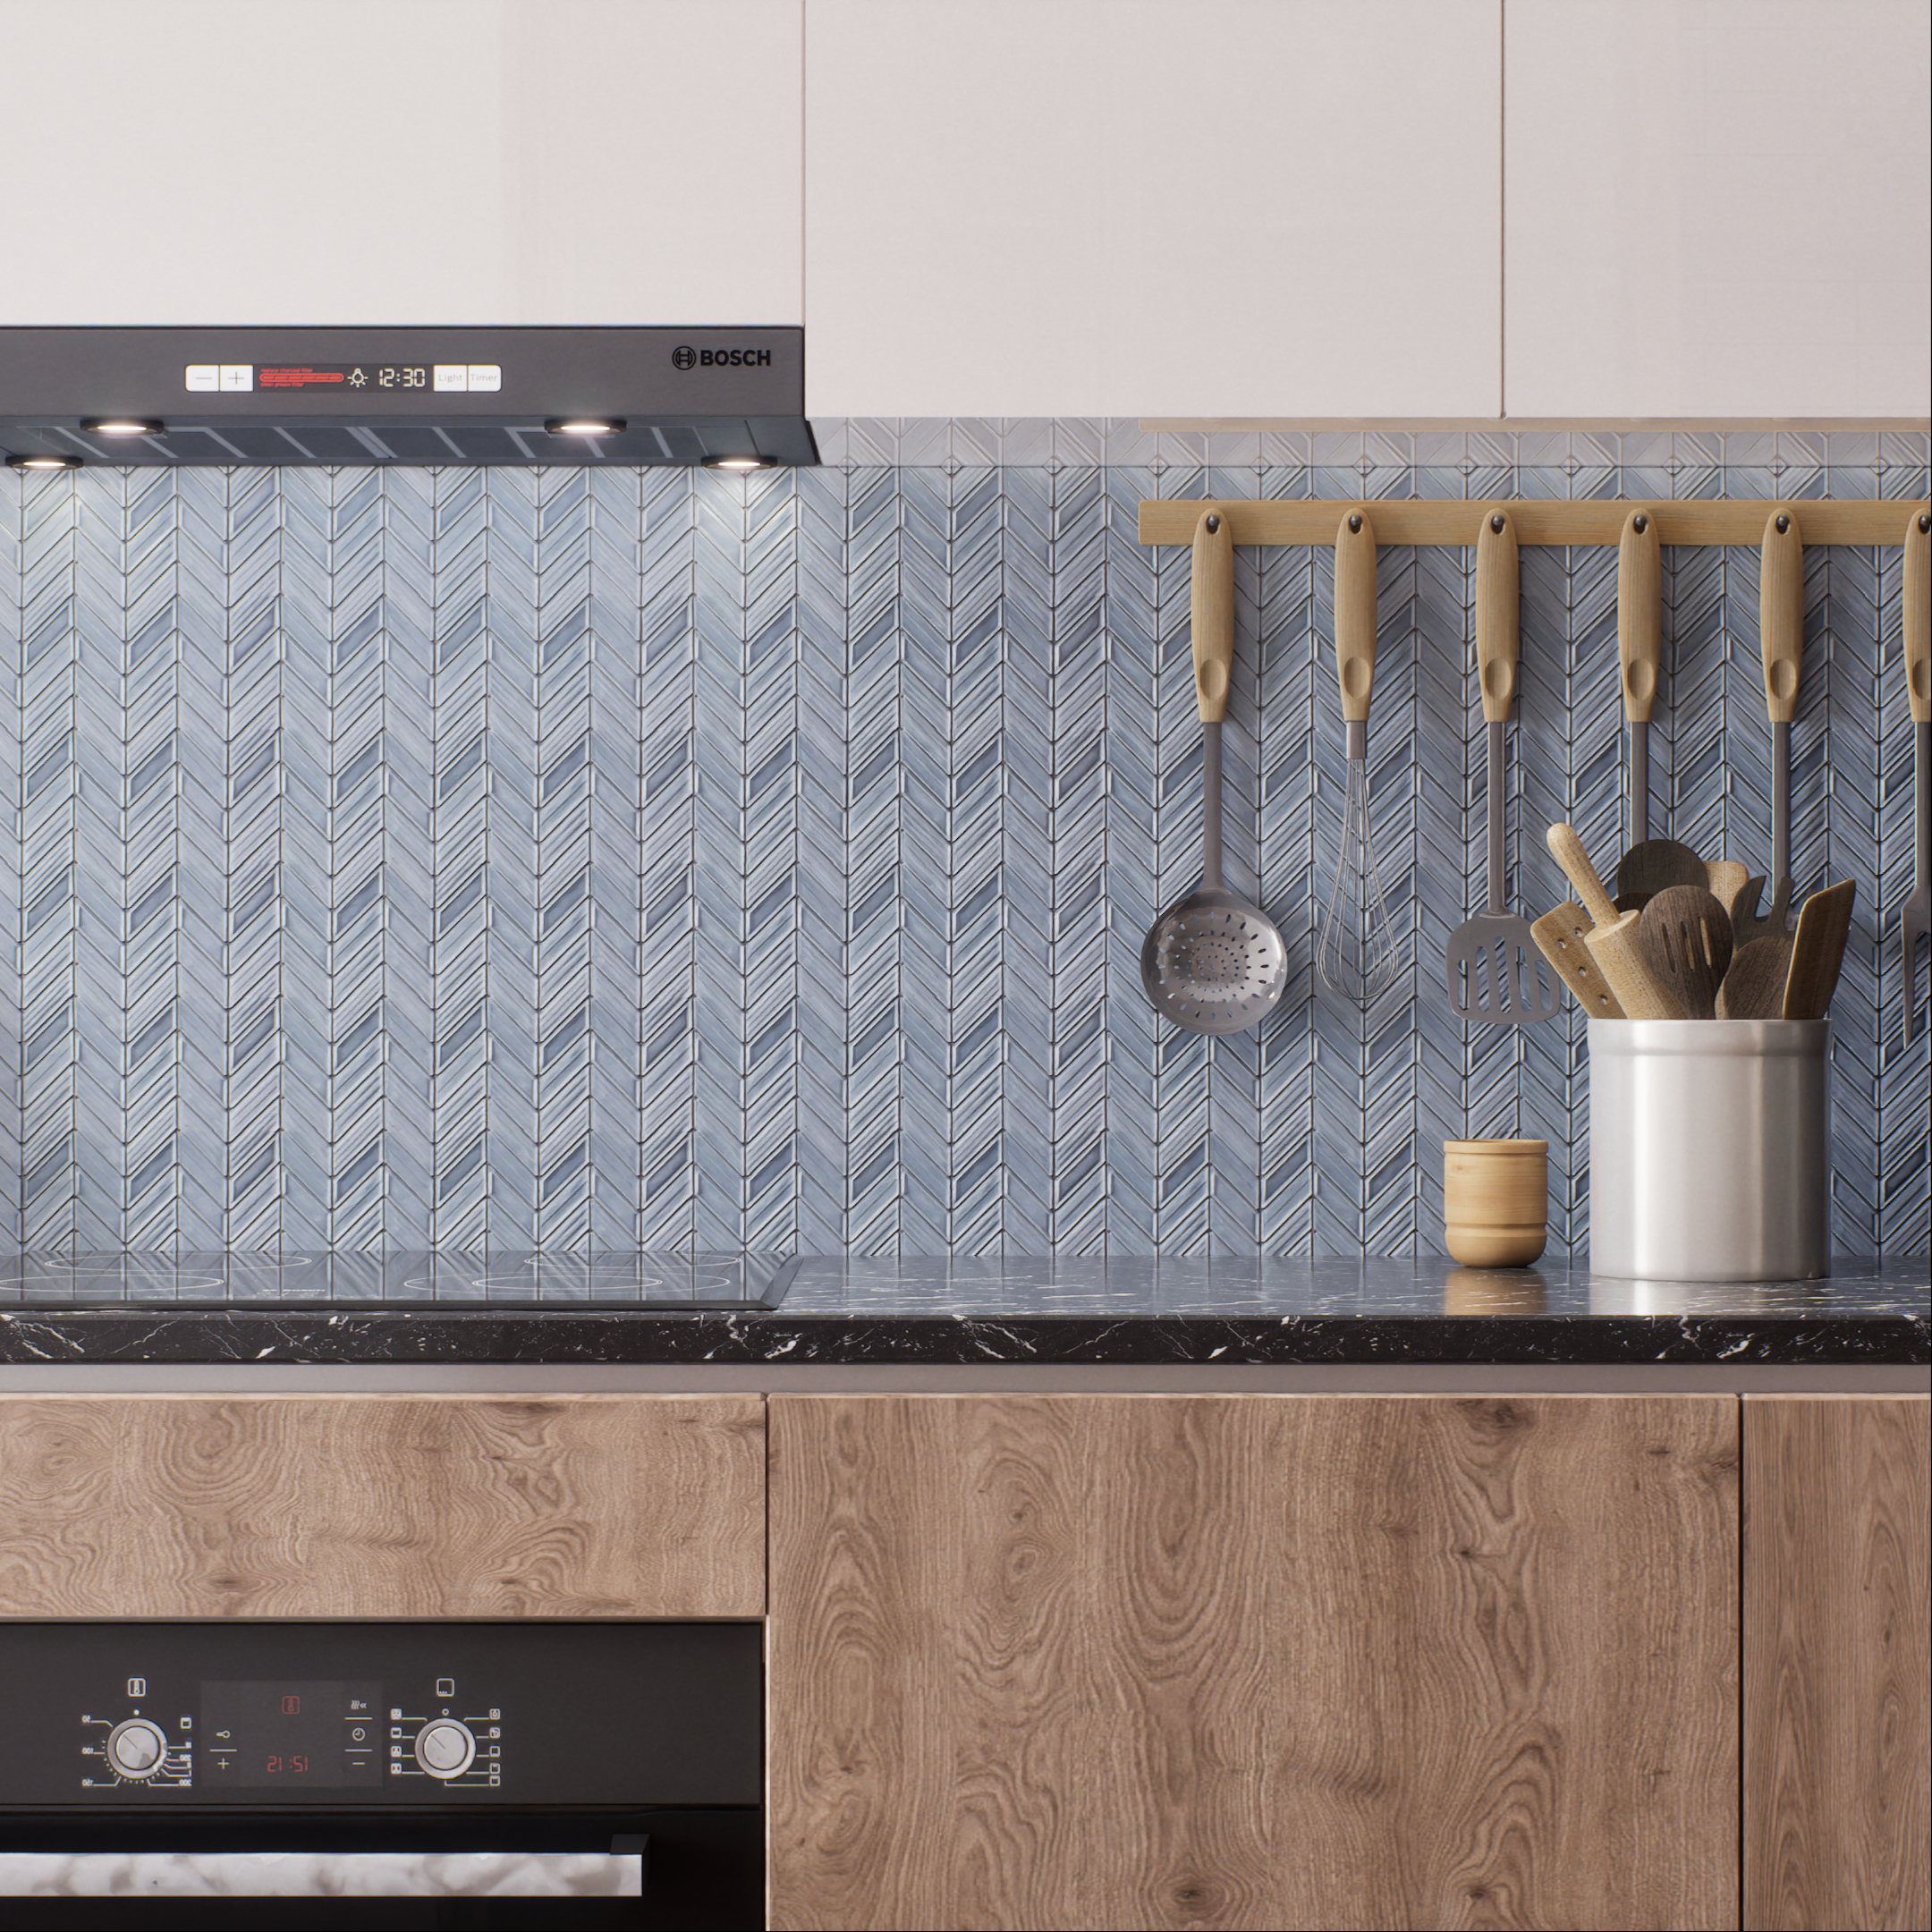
4, 428, 1927, 1256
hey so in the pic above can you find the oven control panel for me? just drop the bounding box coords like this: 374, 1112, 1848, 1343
79, 1671, 504, 1794
3, 1624, 757, 1809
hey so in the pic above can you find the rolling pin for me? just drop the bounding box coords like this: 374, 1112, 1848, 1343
1546, 823, 1685, 1019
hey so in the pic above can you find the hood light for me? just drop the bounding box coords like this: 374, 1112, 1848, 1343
703, 454, 775, 471
545, 417, 625, 437
81, 417, 165, 436
8, 452, 82, 470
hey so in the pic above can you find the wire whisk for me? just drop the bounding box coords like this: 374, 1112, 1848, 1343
1318, 721, 1399, 1006
1318, 511, 1402, 1008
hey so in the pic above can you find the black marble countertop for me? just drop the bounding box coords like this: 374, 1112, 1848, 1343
0, 1254, 1923, 1366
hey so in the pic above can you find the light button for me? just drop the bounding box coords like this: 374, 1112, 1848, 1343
433, 366, 467, 392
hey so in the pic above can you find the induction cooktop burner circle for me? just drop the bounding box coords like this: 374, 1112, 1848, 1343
0, 1269, 229, 1295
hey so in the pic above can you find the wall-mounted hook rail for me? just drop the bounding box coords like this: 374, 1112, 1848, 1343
1136, 498, 1928, 547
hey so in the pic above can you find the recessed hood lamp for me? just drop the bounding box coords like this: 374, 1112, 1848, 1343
81, 417, 165, 436
545, 416, 626, 437
703, 454, 775, 471
7, 452, 81, 470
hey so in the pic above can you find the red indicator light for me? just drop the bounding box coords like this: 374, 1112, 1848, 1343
281, 1694, 301, 1715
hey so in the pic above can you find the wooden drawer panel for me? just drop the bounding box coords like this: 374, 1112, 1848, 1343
1743, 1395, 1930, 1931
770, 1394, 1740, 1932
0, 1394, 765, 1619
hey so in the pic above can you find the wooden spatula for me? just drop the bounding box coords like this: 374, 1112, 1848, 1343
1727, 874, 1793, 949
1530, 901, 1626, 1018
1637, 885, 1733, 1019
1783, 879, 1856, 1020
1716, 934, 1793, 1018
1546, 823, 1684, 1019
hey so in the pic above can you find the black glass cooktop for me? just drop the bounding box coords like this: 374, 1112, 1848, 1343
0, 1252, 798, 1311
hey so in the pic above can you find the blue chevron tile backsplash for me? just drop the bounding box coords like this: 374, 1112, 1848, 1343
4, 426, 1928, 1256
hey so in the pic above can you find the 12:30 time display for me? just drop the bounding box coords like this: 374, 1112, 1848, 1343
376, 367, 426, 388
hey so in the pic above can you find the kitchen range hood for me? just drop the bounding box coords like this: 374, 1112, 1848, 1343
0, 326, 814, 469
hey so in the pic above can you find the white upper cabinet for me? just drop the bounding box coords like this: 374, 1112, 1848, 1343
804, 0, 1503, 418
0, 0, 802, 326
1506, 0, 1932, 418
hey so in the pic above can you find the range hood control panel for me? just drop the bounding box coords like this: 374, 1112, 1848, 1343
0, 326, 815, 470
3, 1623, 759, 1809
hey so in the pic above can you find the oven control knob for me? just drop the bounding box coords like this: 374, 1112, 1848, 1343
107, 1719, 167, 1779
415, 1719, 476, 1779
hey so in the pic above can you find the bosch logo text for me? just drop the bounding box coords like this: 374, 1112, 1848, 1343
671, 346, 771, 369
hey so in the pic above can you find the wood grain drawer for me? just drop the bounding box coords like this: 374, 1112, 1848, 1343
0, 1394, 765, 1620
769, 1393, 1741, 1932
1743, 1395, 1930, 1932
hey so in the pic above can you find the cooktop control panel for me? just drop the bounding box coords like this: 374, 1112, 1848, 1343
2, 1623, 758, 1809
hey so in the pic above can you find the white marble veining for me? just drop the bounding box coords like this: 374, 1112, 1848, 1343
0, 1852, 640, 1896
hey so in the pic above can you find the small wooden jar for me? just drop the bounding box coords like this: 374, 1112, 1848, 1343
1444, 1139, 1549, 1267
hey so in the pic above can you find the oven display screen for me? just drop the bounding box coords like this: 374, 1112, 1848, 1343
201, 1680, 382, 1787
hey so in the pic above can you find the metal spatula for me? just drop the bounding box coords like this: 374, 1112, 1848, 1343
1902, 509, 1928, 1041
1445, 511, 1558, 1024
1140, 506, 1290, 1035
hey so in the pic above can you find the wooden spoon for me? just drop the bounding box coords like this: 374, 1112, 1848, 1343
1783, 879, 1857, 1021
1546, 823, 1684, 1019
1616, 837, 1707, 904
1637, 885, 1733, 1019
1716, 934, 1794, 1019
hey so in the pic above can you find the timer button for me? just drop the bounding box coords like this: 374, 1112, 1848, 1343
107, 1719, 168, 1779
415, 1719, 475, 1779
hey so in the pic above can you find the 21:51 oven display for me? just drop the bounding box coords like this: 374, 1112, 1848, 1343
201, 1680, 382, 1787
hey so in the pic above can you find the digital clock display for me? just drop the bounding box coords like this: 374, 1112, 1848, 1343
201, 1679, 382, 1787
258, 365, 426, 391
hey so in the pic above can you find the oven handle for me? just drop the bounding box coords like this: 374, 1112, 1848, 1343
0, 1808, 701, 1857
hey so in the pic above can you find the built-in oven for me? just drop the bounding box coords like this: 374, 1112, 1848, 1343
0, 1622, 762, 1928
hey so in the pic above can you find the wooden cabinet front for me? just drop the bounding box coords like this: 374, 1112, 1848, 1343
1743, 1395, 1930, 1932
0, 1394, 766, 1620
768, 1394, 1740, 1932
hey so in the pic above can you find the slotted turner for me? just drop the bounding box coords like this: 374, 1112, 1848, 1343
1446, 511, 1558, 1024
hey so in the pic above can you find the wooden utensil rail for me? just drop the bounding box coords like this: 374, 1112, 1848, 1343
1137, 498, 1930, 547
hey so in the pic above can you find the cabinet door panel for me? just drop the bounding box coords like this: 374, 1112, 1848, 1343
1506, 0, 1932, 417
805, 0, 1501, 417
0, 1394, 766, 1619
2, 0, 802, 326
1743, 1395, 1931, 1931
769, 1394, 1738, 1931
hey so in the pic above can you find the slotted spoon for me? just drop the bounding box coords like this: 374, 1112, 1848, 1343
1140, 507, 1289, 1035
1445, 511, 1558, 1024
